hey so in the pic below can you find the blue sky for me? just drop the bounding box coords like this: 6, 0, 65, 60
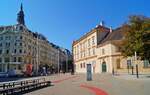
0, 0, 150, 50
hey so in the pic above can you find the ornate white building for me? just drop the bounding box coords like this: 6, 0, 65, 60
0, 4, 71, 76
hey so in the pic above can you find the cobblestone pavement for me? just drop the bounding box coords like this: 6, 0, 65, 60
22, 73, 150, 95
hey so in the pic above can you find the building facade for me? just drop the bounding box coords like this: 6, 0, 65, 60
73, 24, 111, 73
73, 24, 150, 74
0, 4, 71, 76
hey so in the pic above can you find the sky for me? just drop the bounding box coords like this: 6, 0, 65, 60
0, 0, 150, 50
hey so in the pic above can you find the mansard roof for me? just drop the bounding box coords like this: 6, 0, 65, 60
98, 25, 129, 47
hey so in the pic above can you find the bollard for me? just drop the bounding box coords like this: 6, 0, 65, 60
112, 68, 115, 75
136, 64, 139, 78
131, 66, 134, 75
127, 65, 129, 74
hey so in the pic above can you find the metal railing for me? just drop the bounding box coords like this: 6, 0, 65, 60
0, 78, 51, 95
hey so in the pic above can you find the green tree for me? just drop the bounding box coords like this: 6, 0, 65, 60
121, 15, 150, 60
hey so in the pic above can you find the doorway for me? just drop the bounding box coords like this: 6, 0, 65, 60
102, 62, 107, 72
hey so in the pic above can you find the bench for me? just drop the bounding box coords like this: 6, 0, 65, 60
0, 78, 51, 95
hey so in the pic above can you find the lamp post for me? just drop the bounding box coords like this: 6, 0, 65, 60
135, 51, 139, 78
66, 52, 68, 73
57, 50, 60, 74
36, 33, 39, 76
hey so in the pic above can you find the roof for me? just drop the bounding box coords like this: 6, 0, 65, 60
98, 25, 129, 46
103, 25, 129, 42
73, 25, 110, 45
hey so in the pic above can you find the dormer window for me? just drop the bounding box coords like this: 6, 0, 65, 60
19, 26, 23, 31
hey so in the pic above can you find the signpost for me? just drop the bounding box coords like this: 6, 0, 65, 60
87, 64, 92, 81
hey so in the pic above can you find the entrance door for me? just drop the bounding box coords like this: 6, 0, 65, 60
102, 62, 107, 72
87, 64, 92, 81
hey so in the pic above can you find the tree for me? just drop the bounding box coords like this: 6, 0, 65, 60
121, 15, 150, 60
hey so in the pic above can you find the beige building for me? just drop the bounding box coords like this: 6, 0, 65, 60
73, 24, 150, 74
73, 24, 111, 73
96, 26, 126, 73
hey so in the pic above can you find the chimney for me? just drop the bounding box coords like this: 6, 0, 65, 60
95, 25, 98, 28
100, 21, 104, 26
109, 26, 112, 33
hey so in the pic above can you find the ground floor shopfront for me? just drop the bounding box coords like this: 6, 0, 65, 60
0, 62, 37, 76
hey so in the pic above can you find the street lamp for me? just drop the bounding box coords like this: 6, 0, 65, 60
57, 49, 60, 74
36, 33, 39, 76
65, 51, 68, 73
135, 51, 139, 78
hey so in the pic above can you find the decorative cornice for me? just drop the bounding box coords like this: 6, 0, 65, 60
74, 55, 97, 62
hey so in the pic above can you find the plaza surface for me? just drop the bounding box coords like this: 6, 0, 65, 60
20, 73, 150, 95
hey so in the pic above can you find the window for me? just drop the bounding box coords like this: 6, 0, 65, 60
116, 47, 121, 52
80, 63, 82, 68
102, 49, 105, 55
80, 43, 82, 51
0, 37, 3, 41
20, 43, 22, 46
5, 36, 11, 40
0, 58, 2, 62
144, 60, 150, 68
28, 45, 31, 49
4, 57, 10, 62
18, 57, 22, 62
8, 36, 11, 40
13, 57, 17, 62
0, 43, 2, 47
83, 51, 85, 57
6, 50, 9, 54
92, 36, 95, 45
88, 39, 90, 47
20, 36, 23, 40
19, 49, 22, 54
15, 42, 17, 46
18, 65, 22, 70
24, 50, 26, 53
5, 42, 10, 47
0, 64, 2, 72
5, 36, 8, 40
19, 26, 23, 30
88, 48, 90, 56
93, 48, 95, 55
0, 50, 2, 54
14, 49, 17, 53
80, 52, 82, 58
83, 63, 86, 68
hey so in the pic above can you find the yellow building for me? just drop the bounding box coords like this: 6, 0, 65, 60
73, 24, 150, 74
96, 26, 126, 73
73, 24, 111, 73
